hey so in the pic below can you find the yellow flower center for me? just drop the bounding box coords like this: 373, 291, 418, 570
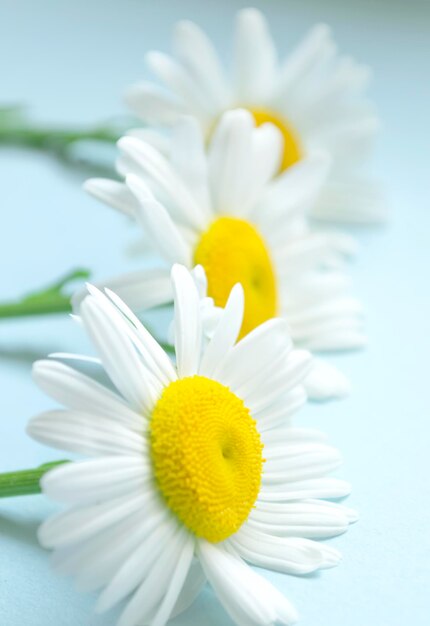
249, 107, 302, 171
194, 216, 277, 338
150, 375, 263, 543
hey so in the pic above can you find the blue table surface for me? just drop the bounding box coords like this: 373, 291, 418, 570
1, 0, 429, 624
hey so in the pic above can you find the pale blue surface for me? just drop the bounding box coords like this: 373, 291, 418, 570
1, 1, 429, 624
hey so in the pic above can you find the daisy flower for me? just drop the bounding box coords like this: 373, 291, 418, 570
124, 8, 384, 223
28, 265, 355, 626
85, 109, 365, 400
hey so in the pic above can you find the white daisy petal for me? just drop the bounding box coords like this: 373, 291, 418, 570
80, 296, 159, 413
254, 386, 307, 431
260, 426, 329, 447
259, 477, 351, 501
171, 264, 202, 377
191, 264, 208, 298
273, 236, 350, 275
312, 176, 387, 223
285, 295, 363, 326
173, 20, 229, 113
299, 58, 372, 123
243, 123, 283, 211
116, 152, 148, 180
230, 526, 339, 574
32, 359, 141, 429
289, 309, 366, 338
126, 127, 170, 154
262, 442, 342, 483
118, 135, 207, 230
126, 173, 192, 267
248, 500, 355, 539
198, 540, 298, 626
280, 25, 337, 112
95, 516, 180, 614
147, 535, 195, 626
125, 80, 185, 125
117, 539, 188, 626
84, 178, 138, 218
304, 358, 351, 401
281, 270, 354, 308
317, 117, 379, 164
233, 8, 276, 103
232, 342, 289, 401
27, 410, 145, 458
41, 457, 149, 505
72, 268, 173, 314
214, 318, 292, 390
51, 503, 164, 587
275, 24, 335, 107
297, 328, 367, 352
208, 109, 254, 214
104, 287, 177, 386
39, 491, 151, 549
47, 353, 101, 365
199, 283, 244, 378
170, 560, 206, 619
75, 508, 167, 593
146, 51, 212, 121
306, 498, 358, 523
260, 151, 330, 224
170, 116, 212, 216
241, 349, 311, 413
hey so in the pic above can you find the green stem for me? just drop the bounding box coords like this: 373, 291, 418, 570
0, 106, 132, 176
0, 461, 69, 498
0, 297, 72, 319
0, 268, 89, 320
0, 125, 120, 150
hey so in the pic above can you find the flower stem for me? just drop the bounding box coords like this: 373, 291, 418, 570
0, 299, 73, 319
0, 268, 89, 320
0, 125, 121, 151
0, 460, 69, 498
0, 105, 128, 154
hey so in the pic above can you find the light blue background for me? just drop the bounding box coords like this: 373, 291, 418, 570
1, 0, 429, 624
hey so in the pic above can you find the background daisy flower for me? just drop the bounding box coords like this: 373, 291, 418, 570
28, 265, 356, 626
125, 8, 384, 223
85, 109, 365, 400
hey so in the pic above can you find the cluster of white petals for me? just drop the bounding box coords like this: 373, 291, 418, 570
29, 266, 356, 626
24, 7, 383, 626
126, 8, 384, 223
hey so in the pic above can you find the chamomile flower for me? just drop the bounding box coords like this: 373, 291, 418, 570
28, 265, 355, 626
85, 109, 365, 399
125, 8, 384, 223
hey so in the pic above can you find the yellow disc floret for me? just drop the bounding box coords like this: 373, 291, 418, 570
250, 107, 302, 171
194, 216, 277, 338
150, 376, 263, 543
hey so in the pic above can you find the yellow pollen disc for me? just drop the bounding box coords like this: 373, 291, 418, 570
194, 216, 277, 338
150, 376, 264, 543
249, 107, 302, 171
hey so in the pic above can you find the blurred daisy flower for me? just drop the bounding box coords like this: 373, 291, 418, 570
28, 265, 356, 626
85, 109, 365, 400
124, 8, 384, 223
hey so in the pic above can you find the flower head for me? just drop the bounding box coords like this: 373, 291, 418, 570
29, 265, 355, 626
124, 8, 384, 223
85, 109, 365, 399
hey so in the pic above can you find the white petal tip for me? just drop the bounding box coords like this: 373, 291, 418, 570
304, 362, 352, 402
82, 178, 98, 194
346, 508, 359, 523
